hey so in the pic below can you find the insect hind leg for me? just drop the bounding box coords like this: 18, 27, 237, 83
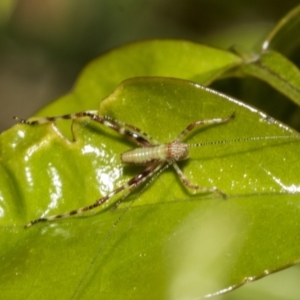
103, 115, 160, 146
14, 111, 155, 147
14, 111, 99, 125
24, 163, 163, 228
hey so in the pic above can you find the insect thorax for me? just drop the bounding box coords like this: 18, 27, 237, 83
121, 141, 189, 165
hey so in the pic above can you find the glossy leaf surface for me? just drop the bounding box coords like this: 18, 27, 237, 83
1, 77, 300, 299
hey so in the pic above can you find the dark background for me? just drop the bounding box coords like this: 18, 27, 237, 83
0, 0, 299, 131
1, 1, 300, 299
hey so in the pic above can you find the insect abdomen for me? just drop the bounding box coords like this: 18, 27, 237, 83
121, 142, 189, 165
121, 145, 167, 165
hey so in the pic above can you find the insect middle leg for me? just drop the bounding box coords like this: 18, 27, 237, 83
172, 162, 226, 198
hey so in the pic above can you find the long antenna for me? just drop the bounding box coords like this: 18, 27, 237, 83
188, 135, 300, 148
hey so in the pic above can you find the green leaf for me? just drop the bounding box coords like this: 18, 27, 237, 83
1, 77, 300, 299
230, 4, 300, 108
236, 49, 300, 106
37, 40, 241, 117
261, 4, 300, 56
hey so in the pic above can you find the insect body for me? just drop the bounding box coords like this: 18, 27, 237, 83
121, 141, 189, 165
14, 111, 234, 228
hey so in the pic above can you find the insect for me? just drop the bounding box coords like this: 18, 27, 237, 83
15, 110, 235, 228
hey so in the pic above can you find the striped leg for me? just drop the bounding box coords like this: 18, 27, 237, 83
14, 110, 99, 125
14, 111, 155, 147
175, 113, 235, 141
25, 162, 164, 228
172, 162, 226, 198
103, 115, 160, 146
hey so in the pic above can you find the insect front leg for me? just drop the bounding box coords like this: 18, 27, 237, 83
176, 113, 235, 141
